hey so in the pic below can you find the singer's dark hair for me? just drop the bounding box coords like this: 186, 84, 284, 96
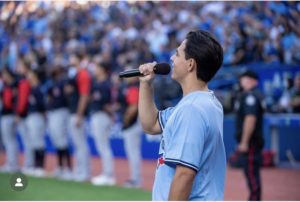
184, 30, 223, 82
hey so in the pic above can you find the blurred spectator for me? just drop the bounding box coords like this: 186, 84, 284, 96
290, 74, 300, 113
0, 1, 299, 113
1, 1, 300, 73
278, 73, 293, 113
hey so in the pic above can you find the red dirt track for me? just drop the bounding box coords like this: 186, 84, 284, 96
1, 153, 300, 200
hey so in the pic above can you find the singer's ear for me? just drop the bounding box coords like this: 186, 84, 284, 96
188, 58, 196, 72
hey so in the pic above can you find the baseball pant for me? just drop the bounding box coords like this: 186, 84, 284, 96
48, 108, 69, 149
91, 111, 114, 177
69, 114, 90, 179
18, 118, 34, 169
123, 121, 143, 184
26, 113, 46, 149
0, 114, 18, 171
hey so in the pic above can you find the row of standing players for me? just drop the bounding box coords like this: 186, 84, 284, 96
0, 55, 143, 187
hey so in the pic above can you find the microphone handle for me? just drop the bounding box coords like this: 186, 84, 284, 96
119, 69, 143, 78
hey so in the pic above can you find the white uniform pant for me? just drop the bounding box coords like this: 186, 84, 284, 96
26, 113, 46, 149
69, 114, 89, 179
0, 115, 18, 170
18, 118, 33, 169
48, 108, 69, 149
123, 121, 143, 184
91, 111, 114, 177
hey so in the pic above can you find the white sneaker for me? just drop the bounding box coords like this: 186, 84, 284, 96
0, 165, 9, 173
22, 167, 35, 176
72, 173, 89, 182
33, 168, 46, 177
0, 164, 19, 173
52, 168, 63, 178
61, 168, 72, 180
91, 175, 116, 186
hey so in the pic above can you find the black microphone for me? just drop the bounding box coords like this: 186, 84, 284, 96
119, 63, 171, 78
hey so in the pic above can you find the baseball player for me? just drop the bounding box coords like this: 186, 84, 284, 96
0, 67, 19, 172
64, 53, 91, 182
46, 67, 71, 179
90, 63, 115, 186
117, 72, 143, 188
138, 30, 226, 200
26, 69, 46, 177
15, 59, 33, 174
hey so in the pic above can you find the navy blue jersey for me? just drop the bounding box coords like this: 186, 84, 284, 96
90, 80, 111, 113
28, 86, 45, 113
117, 82, 139, 129
64, 77, 79, 114
64, 69, 91, 115
235, 88, 264, 150
46, 79, 67, 110
1, 82, 17, 115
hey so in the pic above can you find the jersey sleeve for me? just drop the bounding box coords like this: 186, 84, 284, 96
244, 94, 260, 116
158, 107, 175, 130
126, 86, 139, 105
164, 105, 207, 172
77, 70, 91, 96
17, 80, 30, 115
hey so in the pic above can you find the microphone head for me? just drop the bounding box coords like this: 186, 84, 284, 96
154, 63, 171, 75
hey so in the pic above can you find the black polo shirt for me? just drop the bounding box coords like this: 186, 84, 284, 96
235, 88, 264, 150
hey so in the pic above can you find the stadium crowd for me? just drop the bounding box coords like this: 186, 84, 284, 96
0, 1, 300, 109
1, 1, 300, 69
0, 1, 300, 185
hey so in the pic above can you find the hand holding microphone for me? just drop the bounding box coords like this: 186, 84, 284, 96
139, 62, 158, 84
119, 62, 170, 83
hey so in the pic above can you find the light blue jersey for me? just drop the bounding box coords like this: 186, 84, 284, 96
153, 91, 226, 201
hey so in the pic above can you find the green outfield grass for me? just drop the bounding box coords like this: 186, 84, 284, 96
0, 173, 151, 201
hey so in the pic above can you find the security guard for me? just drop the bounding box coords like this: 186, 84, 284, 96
235, 70, 264, 201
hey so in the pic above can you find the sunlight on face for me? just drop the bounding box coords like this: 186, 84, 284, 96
170, 40, 189, 82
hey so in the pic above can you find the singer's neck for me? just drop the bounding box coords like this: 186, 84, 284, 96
181, 79, 209, 96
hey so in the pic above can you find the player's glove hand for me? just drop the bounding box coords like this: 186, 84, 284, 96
75, 115, 83, 128
237, 142, 249, 153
